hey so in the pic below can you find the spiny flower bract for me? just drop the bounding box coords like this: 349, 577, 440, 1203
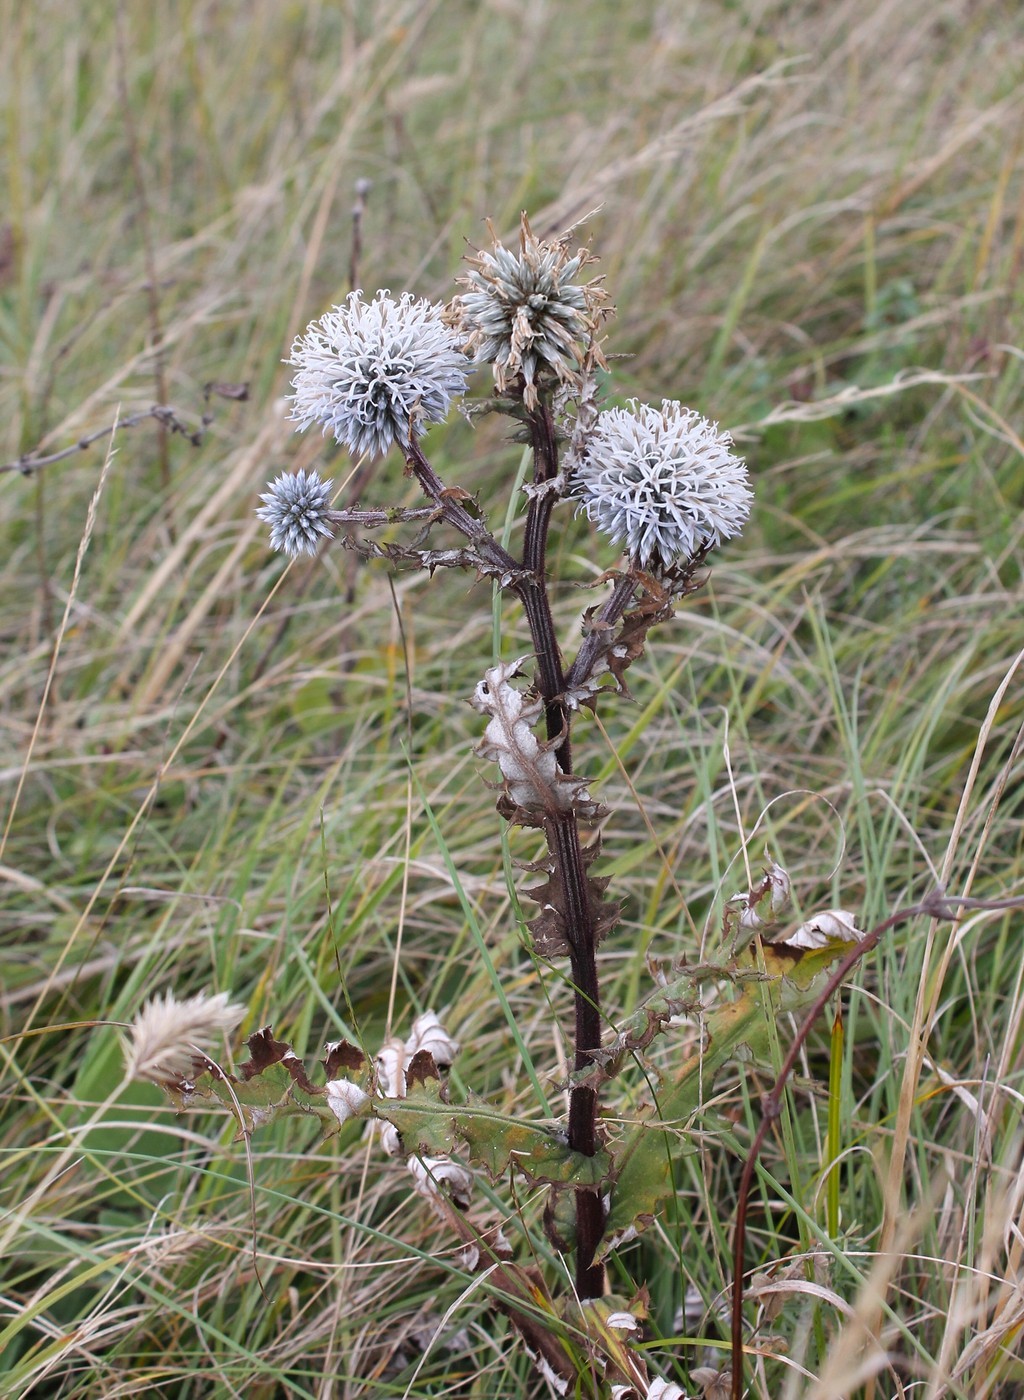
287, 290, 469, 459
574, 399, 752, 569
257, 468, 335, 557
449, 212, 607, 408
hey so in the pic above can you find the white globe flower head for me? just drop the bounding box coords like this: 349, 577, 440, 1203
287, 290, 469, 459
574, 399, 753, 570
256, 468, 335, 557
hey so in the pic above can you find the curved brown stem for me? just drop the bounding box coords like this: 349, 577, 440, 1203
728, 890, 1024, 1399
403, 436, 520, 580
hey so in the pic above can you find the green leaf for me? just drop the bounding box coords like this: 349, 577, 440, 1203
600, 938, 855, 1256
169, 1065, 336, 1133
166, 1026, 339, 1133
370, 1079, 611, 1187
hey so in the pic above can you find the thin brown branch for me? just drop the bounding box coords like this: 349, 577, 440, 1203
2, 406, 209, 476
115, 5, 171, 500
401, 435, 522, 581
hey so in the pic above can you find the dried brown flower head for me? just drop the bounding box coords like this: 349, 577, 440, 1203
449, 211, 608, 408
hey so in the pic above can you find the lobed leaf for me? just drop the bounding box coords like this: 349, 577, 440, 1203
599, 936, 860, 1256
370, 1079, 612, 1187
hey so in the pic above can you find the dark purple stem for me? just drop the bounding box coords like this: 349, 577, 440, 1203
563, 573, 640, 693
403, 437, 521, 580
404, 419, 613, 1297
522, 400, 605, 1298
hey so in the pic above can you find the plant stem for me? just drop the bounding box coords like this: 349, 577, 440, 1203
404, 422, 609, 1295
563, 573, 639, 692
523, 400, 605, 1297
522, 401, 570, 754
403, 437, 521, 580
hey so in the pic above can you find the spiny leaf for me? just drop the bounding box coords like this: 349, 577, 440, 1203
562, 1293, 653, 1394
169, 1061, 336, 1133
323, 1038, 369, 1079
166, 1026, 341, 1133
370, 1079, 611, 1187
524, 823, 619, 957
599, 935, 858, 1257
471, 657, 600, 819
240, 1025, 318, 1090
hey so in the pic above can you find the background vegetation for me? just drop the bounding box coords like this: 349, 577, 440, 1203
1, 1, 1022, 1395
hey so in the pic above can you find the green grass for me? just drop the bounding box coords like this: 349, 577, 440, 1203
2, 1, 1023, 1395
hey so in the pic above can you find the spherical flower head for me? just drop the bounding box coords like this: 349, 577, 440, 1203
257, 468, 334, 557
574, 400, 752, 570
449, 212, 608, 409
287, 290, 469, 459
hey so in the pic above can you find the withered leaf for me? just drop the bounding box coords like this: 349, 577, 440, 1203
407, 1047, 442, 1088
323, 1038, 368, 1079
241, 1026, 318, 1093
524, 826, 619, 957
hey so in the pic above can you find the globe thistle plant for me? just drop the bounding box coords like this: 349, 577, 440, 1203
256, 468, 335, 557
573, 399, 753, 571
288, 290, 469, 459
250, 212, 765, 1393
449, 212, 607, 408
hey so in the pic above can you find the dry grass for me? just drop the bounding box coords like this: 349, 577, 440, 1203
1, 1, 1023, 1396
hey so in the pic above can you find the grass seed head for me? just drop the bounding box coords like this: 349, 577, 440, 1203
123, 990, 245, 1085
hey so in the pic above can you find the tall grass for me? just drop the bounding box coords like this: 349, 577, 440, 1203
1, 1, 1022, 1395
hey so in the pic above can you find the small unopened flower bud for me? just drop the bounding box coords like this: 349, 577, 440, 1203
257, 468, 335, 557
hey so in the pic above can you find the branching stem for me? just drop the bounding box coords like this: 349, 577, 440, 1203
404, 416, 609, 1296
564, 573, 639, 692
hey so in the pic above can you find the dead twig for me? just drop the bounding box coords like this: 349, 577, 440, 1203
1, 405, 211, 477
